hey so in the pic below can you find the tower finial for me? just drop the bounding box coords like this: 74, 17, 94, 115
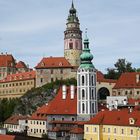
72, 0, 74, 8
84, 28, 89, 42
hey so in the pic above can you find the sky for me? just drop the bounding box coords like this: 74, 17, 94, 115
0, 0, 140, 73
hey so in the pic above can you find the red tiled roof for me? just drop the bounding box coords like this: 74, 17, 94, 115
35, 57, 72, 68
113, 72, 140, 89
97, 71, 117, 83
0, 71, 35, 83
0, 135, 15, 140
86, 109, 140, 127
29, 86, 77, 120
4, 115, 28, 125
29, 104, 48, 120
16, 61, 27, 69
0, 54, 15, 67
70, 127, 84, 134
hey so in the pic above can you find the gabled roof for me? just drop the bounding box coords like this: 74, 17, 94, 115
0, 54, 16, 67
97, 71, 117, 83
86, 108, 140, 127
16, 61, 27, 69
0, 71, 35, 83
113, 72, 140, 89
35, 57, 73, 69
29, 86, 77, 119
4, 115, 28, 125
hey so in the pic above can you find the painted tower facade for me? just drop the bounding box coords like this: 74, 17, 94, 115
64, 2, 82, 67
77, 34, 98, 121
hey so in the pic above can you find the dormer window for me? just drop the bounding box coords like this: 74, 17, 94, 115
41, 62, 45, 67
129, 118, 135, 125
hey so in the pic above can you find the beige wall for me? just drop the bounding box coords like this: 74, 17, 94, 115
36, 68, 76, 87
0, 79, 35, 99
97, 81, 116, 96
113, 88, 140, 99
27, 119, 47, 138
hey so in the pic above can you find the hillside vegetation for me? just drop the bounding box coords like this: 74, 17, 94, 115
0, 78, 76, 123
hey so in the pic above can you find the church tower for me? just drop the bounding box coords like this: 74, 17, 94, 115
64, 1, 82, 67
77, 33, 98, 121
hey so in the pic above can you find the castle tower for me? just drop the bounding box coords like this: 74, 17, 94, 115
77, 32, 98, 121
64, 1, 82, 67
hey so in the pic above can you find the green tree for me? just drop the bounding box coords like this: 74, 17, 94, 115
105, 58, 136, 79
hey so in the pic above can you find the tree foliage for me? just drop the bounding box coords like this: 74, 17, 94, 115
0, 98, 19, 123
105, 58, 136, 79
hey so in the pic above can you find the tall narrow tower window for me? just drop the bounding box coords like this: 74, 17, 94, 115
82, 89, 85, 99
82, 75, 84, 85
82, 103, 85, 113
69, 43, 73, 49
91, 76, 94, 86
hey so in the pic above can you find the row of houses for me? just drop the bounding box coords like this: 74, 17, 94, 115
3, 86, 140, 140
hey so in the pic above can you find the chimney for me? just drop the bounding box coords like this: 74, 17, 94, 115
70, 85, 75, 99
123, 99, 127, 105
62, 85, 67, 99
136, 74, 140, 83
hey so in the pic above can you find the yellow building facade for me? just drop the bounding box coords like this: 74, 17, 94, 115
0, 71, 36, 99
84, 109, 140, 140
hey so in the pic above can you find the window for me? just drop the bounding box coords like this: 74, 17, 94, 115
69, 43, 73, 49
72, 118, 74, 121
93, 127, 97, 132
82, 76, 84, 85
40, 78, 43, 83
125, 91, 128, 95
91, 76, 94, 86
114, 128, 117, 133
51, 78, 53, 82
86, 127, 89, 132
121, 129, 124, 134
82, 89, 85, 99
130, 129, 133, 135
62, 118, 64, 121
108, 128, 110, 133
60, 69, 63, 74
51, 69, 53, 74
82, 103, 85, 113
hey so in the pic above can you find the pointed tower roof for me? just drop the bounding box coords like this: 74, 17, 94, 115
80, 30, 94, 69
67, 1, 79, 23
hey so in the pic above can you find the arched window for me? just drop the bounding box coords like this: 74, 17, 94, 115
82, 76, 84, 85
82, 89, 85, 99
91, 75, 94, 86
92, 89, 94, 99
82, 103, 85, 113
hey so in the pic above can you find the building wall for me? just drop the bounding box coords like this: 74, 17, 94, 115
113, 88, 140, 99
27, 120, 47, 138
97, 81, 116, 97
36, 68, 76, 87
0, 79, 35, 99
4, 124, 20, 132
84, 124, 140, 140
0, 67, 16, 80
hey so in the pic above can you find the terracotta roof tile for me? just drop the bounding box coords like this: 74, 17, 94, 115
0, 134, 15, 140
70, 127, 84, 134
0, 71, 35, 83
97, 71, 117, 83
4, 115, 28, 125
113, 72, 140, 89
0, 54, 16, 67
29, 86, 77, 120
35, 57, 72, 68
16, 61, 27, 69
86, 109, 140, 127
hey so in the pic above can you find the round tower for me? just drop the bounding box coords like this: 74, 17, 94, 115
64, 1, 82, 67
77, 32, 98, 121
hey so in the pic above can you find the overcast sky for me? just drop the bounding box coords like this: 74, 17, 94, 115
0, 0, 140, 73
